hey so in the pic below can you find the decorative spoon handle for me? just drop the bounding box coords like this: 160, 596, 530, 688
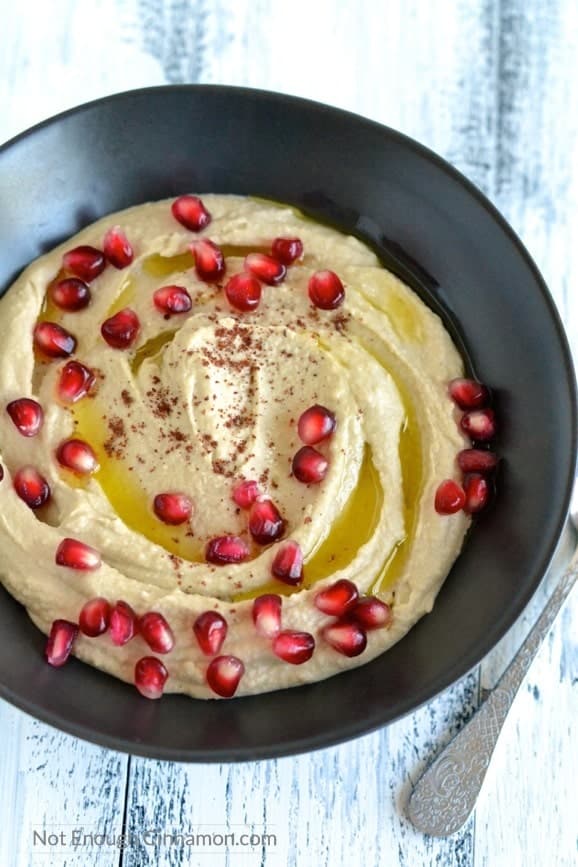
406, 553, 578, 837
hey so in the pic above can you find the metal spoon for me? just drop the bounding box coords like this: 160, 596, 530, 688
406, 484, 578, 837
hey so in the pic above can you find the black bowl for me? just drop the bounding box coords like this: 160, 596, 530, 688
0, 86, 575, 761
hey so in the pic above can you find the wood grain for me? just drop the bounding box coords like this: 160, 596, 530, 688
0, 1, 577, 866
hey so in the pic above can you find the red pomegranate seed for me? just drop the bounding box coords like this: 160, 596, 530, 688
271, 540, 303, 585
56, 438, 99, 475
193, 610, 228, 655
308, 270, 345, 309
292, 446, 328, 484
139, 611, 175, 654
153, 284, 192, 315
321, 620, 367, 657
103, 226, 134, 269
273, 630, 315, 665
206, 655, 245, 697
351, 596, 392, 630
79, 597, 111, 637
13, 466, 50, 509
271, 237, 303, 265
298, 404, 336, 445
135, 656, 169, 699
0, 464, 3, 482
45, 619, 78, 667
457, 448, 498, 474
244, 252, 287, 285
314, 579, 359, 617
434, 479, 466, 515
463, 473, 491, 514
460, 408, 497, 442
206, 535, 250, 565
224, 272, 262, 312
6, 398, 43, 436
62, 245, 106, 282
34, 321, 77, 358
55, 538, 101, 570
171, 195, 212, 231
101, 308, 140, 349
49, 277, 91, 311
109, 600, 138, 645
57, 360, 96, 403
153, 492, 193, 525
232, 479, 261, 509
448, 378, 490, 410
190, 239, 226, 283
249, 499, 286, 545
252, 594, 282, 638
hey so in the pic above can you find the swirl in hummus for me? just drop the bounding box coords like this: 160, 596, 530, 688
0, 195, 475, 699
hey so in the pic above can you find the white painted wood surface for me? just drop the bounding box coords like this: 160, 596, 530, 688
1, 1, 577, 865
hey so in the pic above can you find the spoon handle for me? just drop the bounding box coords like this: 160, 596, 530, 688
406, 553, 578, 837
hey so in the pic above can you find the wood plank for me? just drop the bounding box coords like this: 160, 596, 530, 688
0, 700, 128, 867
474, 1, 578, 862
120, 674, 479, 867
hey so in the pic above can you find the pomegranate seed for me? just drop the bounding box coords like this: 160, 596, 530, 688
45, 620, 78, 667
314, 579, 359, 617
101, 308, 140, 349
103, 226, 134, 269
463, 473, 491, 514
79, 597, 111, 637
292, 446, 328, 484
55, 538, 101, 570
351, 597, 392, 630
56, 438, 99, 475
434, 479, 466, 515
308, 270, 345, 309
252, 594, 282, 638
153, 492, 193, 525
321, 620, 367, 657
193, 610, 228, 655
271, 540, 303, 585
0, 464, 3, 482
232, 479, 261, 509
206, 655, 245, 697
206, 535, 250, 565
134, 656, 168, 699
13, 466, 50, 509
139, 611, 175, 654
34, 321, 77, 358
109, 600, 137, 645
153, 284, 192, 315
190, 239, 225, 283
273, 630, 315, 665
224, 272, 262, 312
244, 252, 287, 285
249, 499, 286, 545
298, 404, 336, 445
271, 237, 303, 265
49, 277, 91, 311
448, 378, 490, 410
460, 408, 497, 442
62, 245, 106, 282
457, 448, 498, 474
171, 195, 211, 231
6, 398, 43, 436
57, 360, 96, 403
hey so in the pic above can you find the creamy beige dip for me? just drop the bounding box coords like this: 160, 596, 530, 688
0, 195, 470, 698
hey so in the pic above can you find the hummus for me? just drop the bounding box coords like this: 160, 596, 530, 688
0, 195, 471, 698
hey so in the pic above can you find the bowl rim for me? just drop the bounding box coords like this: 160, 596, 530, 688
0, 84, 576, 761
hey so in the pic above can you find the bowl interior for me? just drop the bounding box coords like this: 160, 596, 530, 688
0, 86, 575, 760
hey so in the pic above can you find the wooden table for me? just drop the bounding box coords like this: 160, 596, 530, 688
1, 2, 577, 864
